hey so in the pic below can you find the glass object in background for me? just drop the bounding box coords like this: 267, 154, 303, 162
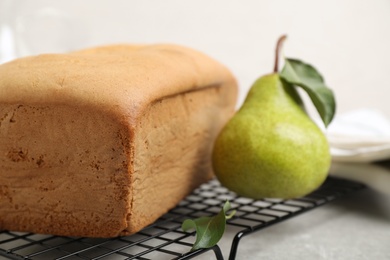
0, 0, 87, 64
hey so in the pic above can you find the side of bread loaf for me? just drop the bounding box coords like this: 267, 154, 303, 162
0, 44, 237, 237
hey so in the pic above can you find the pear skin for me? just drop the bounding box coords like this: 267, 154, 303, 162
212, 73, 330, 199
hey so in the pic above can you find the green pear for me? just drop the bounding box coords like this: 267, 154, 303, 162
212, 73, 331, 199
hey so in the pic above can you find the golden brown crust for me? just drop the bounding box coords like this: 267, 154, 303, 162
0, 44, 238, 237
0, 44, 235, 117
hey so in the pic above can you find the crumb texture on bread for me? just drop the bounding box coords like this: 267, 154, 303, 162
0, 44, 238, 237
0, 104, 132, 237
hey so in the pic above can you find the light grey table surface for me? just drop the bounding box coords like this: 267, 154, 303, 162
199, 187, 390, 260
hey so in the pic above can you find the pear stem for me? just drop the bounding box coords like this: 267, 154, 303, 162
273, 35, 287, 73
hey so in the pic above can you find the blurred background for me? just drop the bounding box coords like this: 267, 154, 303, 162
1, 0, 389, 118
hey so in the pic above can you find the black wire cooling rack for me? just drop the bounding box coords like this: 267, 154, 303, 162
0, 177, 364, 260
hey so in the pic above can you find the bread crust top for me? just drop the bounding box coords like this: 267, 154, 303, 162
0, 44, 237, 121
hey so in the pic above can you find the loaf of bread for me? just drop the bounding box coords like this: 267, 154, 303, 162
0, 44, 238, 237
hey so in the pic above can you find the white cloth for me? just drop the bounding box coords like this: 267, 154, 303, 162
323, 108, 390, 194
327, 108, 390, 162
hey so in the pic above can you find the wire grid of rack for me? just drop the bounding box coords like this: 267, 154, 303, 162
0, 177, 364, 260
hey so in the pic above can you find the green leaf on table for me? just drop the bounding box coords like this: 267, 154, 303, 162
181, 200, 236, 251
280, 58, 336, 126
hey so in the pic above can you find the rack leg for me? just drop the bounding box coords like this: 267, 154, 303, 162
228, 230, 250, 260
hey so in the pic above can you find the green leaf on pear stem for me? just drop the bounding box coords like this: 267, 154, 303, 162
280, 58, 336, 126
181, 200, 236, 251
